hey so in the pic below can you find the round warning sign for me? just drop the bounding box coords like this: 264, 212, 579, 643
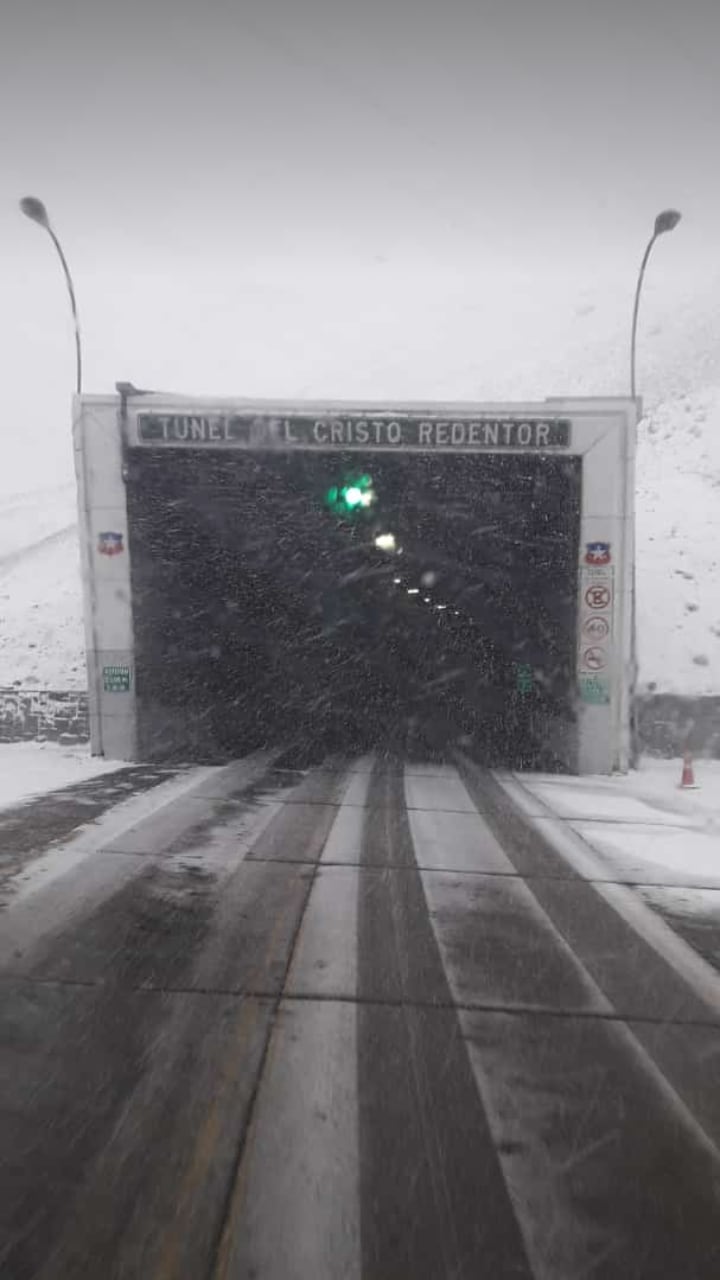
584, 584, 611, 611
582, 646, 607, 672
582, 615, 610, 641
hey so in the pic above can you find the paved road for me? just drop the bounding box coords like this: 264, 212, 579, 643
1, 753, 720, 1279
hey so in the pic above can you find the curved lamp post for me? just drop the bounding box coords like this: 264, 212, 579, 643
630, 208, 681, 398
627, 209, 681, 768
20, 196, 83, 395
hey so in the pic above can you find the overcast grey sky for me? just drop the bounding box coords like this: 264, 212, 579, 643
2, 0, 719, 487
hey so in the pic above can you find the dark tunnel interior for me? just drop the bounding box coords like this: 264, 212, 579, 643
125, 449, 581, 768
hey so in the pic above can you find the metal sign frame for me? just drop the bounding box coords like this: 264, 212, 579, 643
131, 409, 573, 452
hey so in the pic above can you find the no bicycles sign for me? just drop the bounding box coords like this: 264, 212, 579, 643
584, 584, 612, 611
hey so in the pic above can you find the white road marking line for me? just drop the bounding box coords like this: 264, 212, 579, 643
417, 768, 720, 1278
289, 761, 371, 996
407, 767, 611, 1017
404, 770, 476, 813
286, 867, 359, 999
407, 806, 515, 874
337, 759, 374, 809
217, 998, 361, 1280
216, 764, 368, 1273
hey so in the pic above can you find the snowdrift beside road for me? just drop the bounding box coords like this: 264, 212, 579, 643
0, 741, 120, 810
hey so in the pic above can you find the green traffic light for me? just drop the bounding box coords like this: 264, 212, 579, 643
325, 473, 376, 516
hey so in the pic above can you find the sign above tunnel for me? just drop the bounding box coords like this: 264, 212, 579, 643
134, 412, 572, 452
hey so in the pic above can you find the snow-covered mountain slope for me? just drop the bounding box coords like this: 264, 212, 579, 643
0, 504, 86, 689
637, 388, 720, 696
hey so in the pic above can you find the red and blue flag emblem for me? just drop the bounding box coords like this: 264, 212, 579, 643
584, 541, 611, 566
98, 531, 124, 556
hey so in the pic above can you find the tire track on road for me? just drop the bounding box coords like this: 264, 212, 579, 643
356, 754, 533, 1280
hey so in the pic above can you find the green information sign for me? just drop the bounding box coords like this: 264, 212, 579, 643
103, 665, 131, 693
515, 663, 534, 694
579, 674, 610, 705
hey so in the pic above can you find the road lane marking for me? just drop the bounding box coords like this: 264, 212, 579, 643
420, 868, 612, 1015
340, 758, 374, 808
212, 763, 363, 1279
406, 768, 612, 1017
404, 771, 476, 812
353, 757, 535, 1276
286, 867, 359, 998
319, 759, 373, 864
213, 1000, 361, 1280
150, 998, 267, 1280
412, 765, 720, 1276
407, 805, 515, 873
459, 1006, 720, 1280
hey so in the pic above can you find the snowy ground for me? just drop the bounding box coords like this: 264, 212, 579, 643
0, 483, 86, 689
519, 758, 720, 971
0, 742, 121, 811
636, 387, 720, 696
0, 483, 76, 562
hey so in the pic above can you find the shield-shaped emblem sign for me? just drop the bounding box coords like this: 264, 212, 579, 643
98, 531, 124, 556
585, 541, 611, 566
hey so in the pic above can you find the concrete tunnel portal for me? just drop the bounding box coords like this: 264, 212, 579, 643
75, 396, 637, 774
124, 447, 581, 768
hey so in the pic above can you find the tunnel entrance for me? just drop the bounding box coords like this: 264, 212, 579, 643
125, 448, 581, 769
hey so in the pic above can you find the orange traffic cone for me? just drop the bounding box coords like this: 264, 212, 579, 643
679, 750, 698, 789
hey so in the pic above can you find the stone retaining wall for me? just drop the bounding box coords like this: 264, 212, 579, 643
1, 687, 718, 759
636, 694, 720, 759
0, 688, 89, 745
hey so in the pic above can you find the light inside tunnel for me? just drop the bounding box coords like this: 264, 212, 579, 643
374, 532, 397, 552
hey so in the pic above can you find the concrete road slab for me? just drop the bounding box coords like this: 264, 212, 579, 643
215, 999, 361, 1280
422, 869, 608, 1014
461, 1007, 720, 1280
286, 866, 359, 998
408, 805, 515, 873
405, 770, 477, 813
0, 980, 274, 1280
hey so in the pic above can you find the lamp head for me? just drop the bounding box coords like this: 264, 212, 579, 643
654, 209, 682, 236
20, 196, 51, 229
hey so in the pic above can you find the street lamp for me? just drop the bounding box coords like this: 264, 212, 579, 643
630, 208, 681, 398
627, 208, 681, 768
20, 196, 83, 394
